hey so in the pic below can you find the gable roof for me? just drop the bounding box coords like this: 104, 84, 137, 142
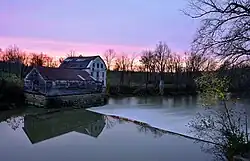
59, 56, 100, 69
34, 66, 94, 81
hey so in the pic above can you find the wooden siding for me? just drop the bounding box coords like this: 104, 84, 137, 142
24, 69, 103, 96
24, 69, 46, 94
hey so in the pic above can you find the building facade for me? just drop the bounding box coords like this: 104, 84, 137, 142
59, 56, 107, 89
24, 66, 102, 96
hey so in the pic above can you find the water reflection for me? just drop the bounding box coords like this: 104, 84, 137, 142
108, 96, 199, 109
0, 107, 213, 161
0, 109, 25, 130
2, 108, 182, 143
22, 109, 106, 144
6, 116, 24, 131
108, 115, 167, 138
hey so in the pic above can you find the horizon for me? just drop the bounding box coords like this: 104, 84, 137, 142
0, 0, 198, 58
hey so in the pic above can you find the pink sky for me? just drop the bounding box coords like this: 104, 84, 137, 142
0, 36, 154, 59
0, 0, 198, 61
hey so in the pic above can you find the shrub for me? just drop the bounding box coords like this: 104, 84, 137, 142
189, 73, 250, 161
0, 79, 25, 110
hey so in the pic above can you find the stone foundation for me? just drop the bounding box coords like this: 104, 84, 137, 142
25, 93, 108, 109
25, 93, 46, 107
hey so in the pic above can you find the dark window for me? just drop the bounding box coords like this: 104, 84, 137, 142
96, 72, 99, 77
101, 64, 103, 68
91, 72, 93, 76
93, 63, 95, 68
97, 63, 99, 68
102, 72, 104, 77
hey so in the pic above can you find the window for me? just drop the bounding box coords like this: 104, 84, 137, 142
102, 72, 104, 77
97, 63, 99, 68
101, 64, 103, 68
96, 72, 99, 77
91, 72, 93, 76
93, 63, 95, 68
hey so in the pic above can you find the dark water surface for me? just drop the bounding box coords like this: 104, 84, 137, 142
0, 97, 213, 161
89, 96, 250, 137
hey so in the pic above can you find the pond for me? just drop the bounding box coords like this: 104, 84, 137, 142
2, 95, 249, 161
90, 96, 250, 138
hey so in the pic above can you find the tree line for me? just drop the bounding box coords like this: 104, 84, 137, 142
0, 45, 59, 67
1, 40, 250, 93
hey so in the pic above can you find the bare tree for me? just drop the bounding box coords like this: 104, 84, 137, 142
185, 0, 250, 64
154, 42, 172, 95
136, 65, 146, 72
170, 54, 183, 87
128, 54, 137, 72
104, 49, 116, 70
127, 54, 137, 86
204, 58, 218, 72
2, 45, 29, 64
67, 50, 77, 57
30, 53, 46, 67
1, 46, 29, 78
113, 54, 130, 85
140, 50, 155, 89
185, 52, 208, 72
43, 55, 58, 67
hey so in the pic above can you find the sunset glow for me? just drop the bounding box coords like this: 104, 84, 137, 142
0, 0, 198, 59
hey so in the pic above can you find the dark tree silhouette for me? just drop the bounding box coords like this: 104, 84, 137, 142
104, 49, 116, 71
185, 0, 250, 65
30, 53, 46, 67
140, 50, 155, 89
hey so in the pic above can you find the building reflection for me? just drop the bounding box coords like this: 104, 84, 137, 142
22, 108, 174, 145
22, 109, 106, 144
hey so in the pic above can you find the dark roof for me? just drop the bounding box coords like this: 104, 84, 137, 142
59, 56, 99, 69
35, 66, 95, 81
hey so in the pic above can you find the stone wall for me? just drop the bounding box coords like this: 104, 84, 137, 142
25, 93, 46, 107
25, 93, 108, 109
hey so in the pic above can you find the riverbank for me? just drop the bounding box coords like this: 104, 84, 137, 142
25, 92, 109, 108
108, 85, 198, 97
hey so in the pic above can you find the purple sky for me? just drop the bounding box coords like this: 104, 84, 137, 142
0, 0, 198, 58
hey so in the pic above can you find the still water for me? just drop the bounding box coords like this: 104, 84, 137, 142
2, 96, 246, 161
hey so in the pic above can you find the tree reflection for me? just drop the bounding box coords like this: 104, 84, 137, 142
104, 116, 117, 129
136, 124, 165, 138
106, 115, 166, 138
5, 116, 24, 130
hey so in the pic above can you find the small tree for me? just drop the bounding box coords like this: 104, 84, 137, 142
104, 49, 116, 71
188, 72, 250, 161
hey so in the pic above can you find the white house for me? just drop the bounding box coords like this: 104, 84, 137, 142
59, 56, 107, 88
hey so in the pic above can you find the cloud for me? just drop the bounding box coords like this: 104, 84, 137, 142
0, 36, 153, 58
